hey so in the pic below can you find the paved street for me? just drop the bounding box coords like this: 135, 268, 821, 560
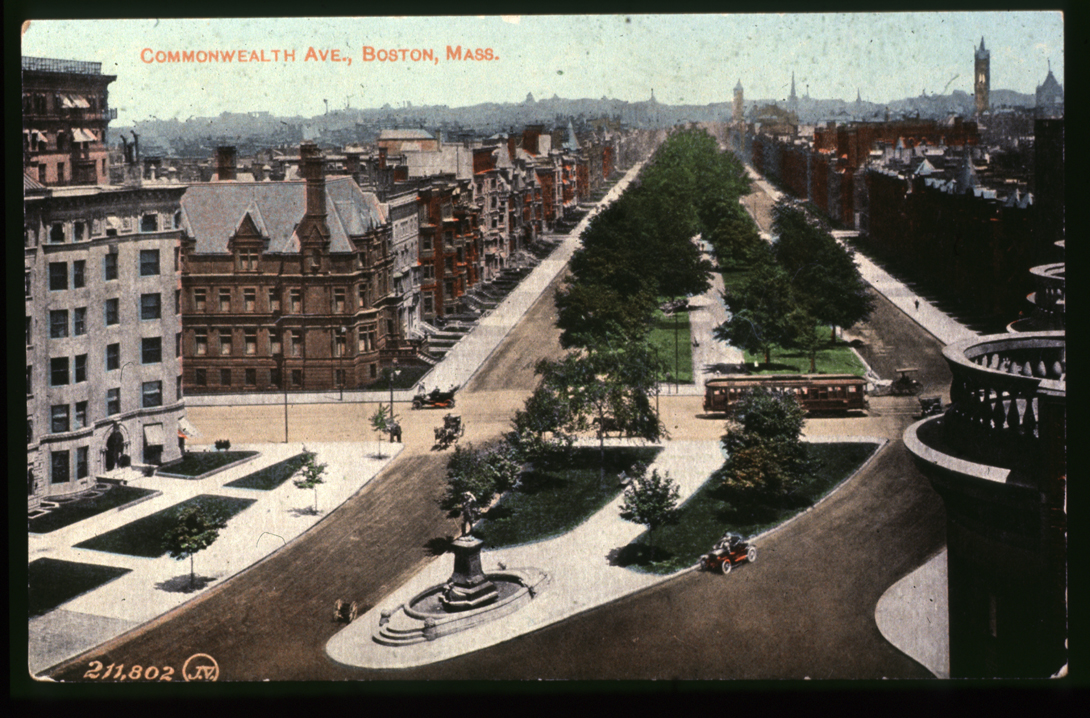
39, 158, 958, 682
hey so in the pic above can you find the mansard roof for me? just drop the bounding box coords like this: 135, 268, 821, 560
180, 176, 386, 255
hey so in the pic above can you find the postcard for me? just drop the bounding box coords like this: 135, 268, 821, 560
21, 13, 1065, 683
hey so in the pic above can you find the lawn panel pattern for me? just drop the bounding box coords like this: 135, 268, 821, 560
157, 451, 258, 477
474, 446, 663, 548
29, 558, 132, 618
224, 453, 311, 490
29, 485, 159, 534
622, 442, 879, 574
73, 495, 256, 558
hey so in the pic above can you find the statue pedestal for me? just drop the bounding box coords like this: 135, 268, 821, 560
440, 536, 498, 612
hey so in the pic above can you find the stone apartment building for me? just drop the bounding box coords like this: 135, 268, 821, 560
25, 177, 189, 507
22, 56, 117, 186
178, 143, 401, 394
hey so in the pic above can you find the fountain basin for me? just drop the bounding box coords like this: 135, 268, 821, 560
373, 568, 549, 646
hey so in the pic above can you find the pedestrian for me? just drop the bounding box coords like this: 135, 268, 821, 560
914, 298, 920, 311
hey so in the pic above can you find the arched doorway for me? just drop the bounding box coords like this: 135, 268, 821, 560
104, 427, 125, 471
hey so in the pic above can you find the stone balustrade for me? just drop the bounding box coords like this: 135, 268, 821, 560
928, 331, 1065, 476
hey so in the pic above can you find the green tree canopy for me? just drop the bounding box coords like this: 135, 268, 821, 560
772, 202, 873, 335
293, 451, 327, 514
714, 254, 795, 365
162, 506, 228, 588
619, 462, 680, 560
443, 441, 522, 512
714, 389, 812, 503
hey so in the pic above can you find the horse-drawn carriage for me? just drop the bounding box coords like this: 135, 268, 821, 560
890, 367, 924, 396
434, 413, 465, 449
413, 386, 458, 410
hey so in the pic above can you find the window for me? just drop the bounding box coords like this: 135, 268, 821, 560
176, 332, 181, 358
50, 262, 68, 290
51, 357, 69, 386
104, 253, 118, 281
291, 369, 302, 387
335, 369, 346, 387
358, 284, 369, 307
239, 251, 258, 271
268, 288, 281, 312
245, 368, 257, 386
50, 223, 66, 243
291, 331, 302, 357
270, 368, 281, 387
290, 289, 302, 313
105, 298, 120, 325
50, 310, 69, 339
51, 450, 70, 484
219, 288, 231, 312
74, 221, 87, 241
106, 343, 120, 371
27, 420, 34, 445
139, 249, 160, 276
142, 380, 163, 408
75, 354, 87, 383
270, 331, 282, 355
25, 271, 32, 298
219, 328, 232, 355
175, 289, 181, 315
51, 405, 70, 433
334, 288, 346, 313
26, 317, 33, 345
244, 288, 256, 312
195, 329, 208, 356
194, 288, 207, 312
220, 369, 231, 386
75, 401, 88, 429
26, 366, 32, 396
73, 308, 87, 336
73, 260, 86, 288
245, 330, 257, 356
140, 214, 159, 232
334, 332, 346, 357
421, 235, 433, 251
174, 247, 180, 272
195, 368, 207, 386
142, 337, 162, 364
106, 388, 120, 415
141, 293, 162, 320
76, 447, 89, 479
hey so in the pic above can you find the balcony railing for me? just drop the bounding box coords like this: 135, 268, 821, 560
913, 332, 1065, 478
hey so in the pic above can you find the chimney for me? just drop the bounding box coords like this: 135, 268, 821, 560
378, 146, 387, 170
345, 151, 361, 175
216, 146, 237, 181
300, 142, 326, 219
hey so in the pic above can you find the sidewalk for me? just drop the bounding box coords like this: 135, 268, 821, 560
28, 441, 402, 675
184, 161, 647, 410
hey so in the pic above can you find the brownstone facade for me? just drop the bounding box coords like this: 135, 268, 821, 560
179, 143, 398, 393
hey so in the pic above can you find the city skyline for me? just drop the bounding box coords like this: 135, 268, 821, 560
22, 13, 1063, 126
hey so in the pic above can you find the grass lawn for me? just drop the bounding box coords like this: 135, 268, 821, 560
648, 309, 693, 384
29, 485, 159, 534
28, 558, 131, 619
741, 338, 866, 377
157, 451, 258, 477
619, 442, 879, 574
73, 495, 255, 558
224, 453, 311, 490
473, 446, 663, 548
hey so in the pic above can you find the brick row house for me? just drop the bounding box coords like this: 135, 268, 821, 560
22, 56, 116, 187
178, 142, 399, 394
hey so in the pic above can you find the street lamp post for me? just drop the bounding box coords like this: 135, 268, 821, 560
388, 358, 400, 444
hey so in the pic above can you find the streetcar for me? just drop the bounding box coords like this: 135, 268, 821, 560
703, 373, 868, 415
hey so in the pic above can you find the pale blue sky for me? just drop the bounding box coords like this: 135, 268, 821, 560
22, 13, 1064, 124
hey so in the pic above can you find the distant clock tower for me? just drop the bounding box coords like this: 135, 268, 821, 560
733, 79, 744, 123
974, 37, 990, 114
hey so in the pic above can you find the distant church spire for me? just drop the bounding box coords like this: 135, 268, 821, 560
974, 36, 990, 114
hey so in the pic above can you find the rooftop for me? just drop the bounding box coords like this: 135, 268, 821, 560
22, 56, 105, 76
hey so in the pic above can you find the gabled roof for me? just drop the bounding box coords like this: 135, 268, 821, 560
181, 176, 386, 255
